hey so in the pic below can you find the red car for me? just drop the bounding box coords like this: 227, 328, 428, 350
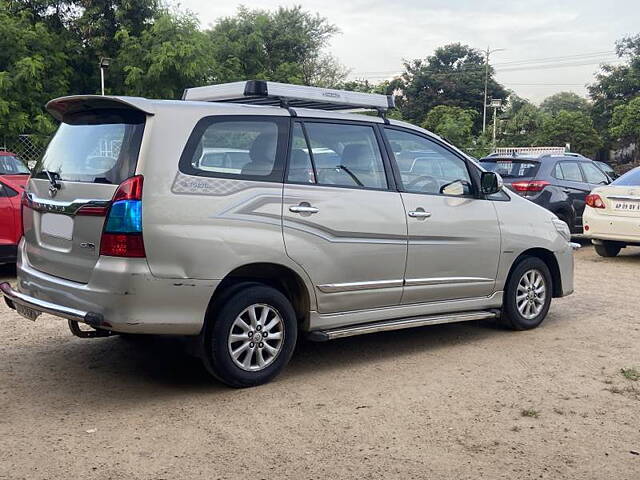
0, 152, 30, 264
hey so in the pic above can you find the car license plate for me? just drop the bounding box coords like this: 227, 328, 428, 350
41, 213, 74, 240
614, 201, 640, 212
15, 303, 41, 322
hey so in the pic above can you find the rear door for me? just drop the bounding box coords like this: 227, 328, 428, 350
383, 127, 501, 304
23, 108, 146, 283
0, 183, 17, 247
552, 160, 590, 229
282, 120, 407, 314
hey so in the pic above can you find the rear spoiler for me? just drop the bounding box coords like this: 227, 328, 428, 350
46, 95, 155, 122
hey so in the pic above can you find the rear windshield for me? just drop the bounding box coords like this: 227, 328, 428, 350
0, 155, 30, 175
481, 158, 540, 178
34, 109, 145, 184
612, 167, 640, 186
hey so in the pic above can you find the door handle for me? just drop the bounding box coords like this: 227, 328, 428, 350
408, 210, 431, 218
289, 204, 319, 214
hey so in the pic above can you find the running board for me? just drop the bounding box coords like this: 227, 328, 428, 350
307, 310, 497, 342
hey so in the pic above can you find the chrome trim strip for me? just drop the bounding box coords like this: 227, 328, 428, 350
605, 195, 640, 201
313, 311, 497, 340
317, 279, 404, 293
404, 277, 494, 287
0, 281, 101, 325
23, 193, 110, 216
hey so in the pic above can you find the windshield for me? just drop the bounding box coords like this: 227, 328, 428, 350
612, 167, 640, 187
34, 109, 145, 184
0, 155, 30, 175
480, 158, 540, 178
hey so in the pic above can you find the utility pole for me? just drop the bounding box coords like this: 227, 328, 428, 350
483, 46, 505, 133
491, 99, 502, 150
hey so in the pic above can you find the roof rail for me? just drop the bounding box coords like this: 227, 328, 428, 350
493, 146, 567, 157
182, 80, 395, 112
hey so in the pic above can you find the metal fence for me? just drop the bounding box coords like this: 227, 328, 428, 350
1, 134, 51, 169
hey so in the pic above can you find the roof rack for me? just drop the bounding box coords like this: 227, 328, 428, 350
182, 80, 395, 112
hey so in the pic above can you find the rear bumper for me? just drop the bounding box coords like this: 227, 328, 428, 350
5, 240, 218, 335
583, 211, 640, 244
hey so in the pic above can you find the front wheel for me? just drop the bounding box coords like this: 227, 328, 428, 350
594, 241, 622, 257
502, 257, 552, 330
201, 284, 297, 388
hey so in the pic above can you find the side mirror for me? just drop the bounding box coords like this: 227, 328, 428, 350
480, 171, 503, 195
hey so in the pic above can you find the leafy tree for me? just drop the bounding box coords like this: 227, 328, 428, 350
589, 34, 640, 135
609, 96, 640, 145
116, 10, 214, 98
396, 43, 507, 128
208, 6, 346, 86
422, 105, 477, 148
540, 91, 590, 116
499, 95, 545, 147
536, 110, 602, 156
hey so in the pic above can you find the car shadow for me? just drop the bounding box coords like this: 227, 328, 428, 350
2, 317, 511, 407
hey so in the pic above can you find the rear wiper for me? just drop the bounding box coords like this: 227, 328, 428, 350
43, 170, 61, 192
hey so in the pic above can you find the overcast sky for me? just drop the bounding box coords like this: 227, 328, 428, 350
181, 0, 639, 103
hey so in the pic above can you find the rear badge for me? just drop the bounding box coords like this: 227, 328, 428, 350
80, 242, 96, 250
48, 184, 58, 198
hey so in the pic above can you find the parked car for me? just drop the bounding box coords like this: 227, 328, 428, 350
0, 152, 29, 264
480, 152, 612, 233
1, 81, 575, 387
594, 160, 618, 180
583, 166, 640, 257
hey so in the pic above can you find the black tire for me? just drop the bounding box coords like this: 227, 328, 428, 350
501, 256, 553, 331
594, 241, 621, 258
201, 284, 297, 388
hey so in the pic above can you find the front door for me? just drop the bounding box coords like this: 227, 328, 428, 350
282, 120, 407, 314
383, 127, 501, 304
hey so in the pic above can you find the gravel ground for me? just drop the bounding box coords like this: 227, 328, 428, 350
0, 245, 639, 479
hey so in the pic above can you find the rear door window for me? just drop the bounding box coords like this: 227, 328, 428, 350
555, 161, 583, 182
180, 117, 289, 182
34, 109, 145, 184
0, 156, 30, 175
301, 122, 388, 190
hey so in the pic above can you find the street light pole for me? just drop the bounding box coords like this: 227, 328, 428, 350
491, 98, 502, 149
482, 47, 505, 134
99, 57, 111, 96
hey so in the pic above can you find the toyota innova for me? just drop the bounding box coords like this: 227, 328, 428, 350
1, 81, 576, 387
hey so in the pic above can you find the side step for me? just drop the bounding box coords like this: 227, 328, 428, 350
307, 310, 498, 342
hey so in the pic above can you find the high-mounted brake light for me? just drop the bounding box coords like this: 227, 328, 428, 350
99, 175, 146, 258
511, 180, 550, 193
585, 193, 606, 209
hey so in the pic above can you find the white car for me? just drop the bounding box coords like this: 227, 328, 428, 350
584, 166, 640, 257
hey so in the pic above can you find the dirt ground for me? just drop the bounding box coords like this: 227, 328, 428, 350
0, 245, 639, 480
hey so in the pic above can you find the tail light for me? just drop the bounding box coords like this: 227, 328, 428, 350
585, 193, 605, 209
99, 175, 146, 258
511, 180, 550, 193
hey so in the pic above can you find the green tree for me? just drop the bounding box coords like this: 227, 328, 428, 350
536, 110, 602, 156
116, 9, 214, 98
396, 43, 507, 127
589, 34, 640, 135
208, 6, 346, 86
499, 95, 545, 147
609, 96, 640, 145
540, 91, 590, 116
422, 105, 478, 148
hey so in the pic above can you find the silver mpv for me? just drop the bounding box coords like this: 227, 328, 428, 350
1, 81, 575, 387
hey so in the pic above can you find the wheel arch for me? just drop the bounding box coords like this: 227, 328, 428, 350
206, 262, 313, 330
506, 248, 563, 298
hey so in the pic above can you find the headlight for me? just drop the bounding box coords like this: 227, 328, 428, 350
552, 218, 571, 242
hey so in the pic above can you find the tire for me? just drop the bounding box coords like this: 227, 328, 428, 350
594, 241, 621, 258
501, 256, 553, 331
201, 284, 297, 388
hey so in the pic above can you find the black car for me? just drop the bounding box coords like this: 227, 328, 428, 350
479, 153, 612, 233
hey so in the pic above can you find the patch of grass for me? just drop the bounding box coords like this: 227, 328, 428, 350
620, 368, 639, 381
521, 408, 539, 418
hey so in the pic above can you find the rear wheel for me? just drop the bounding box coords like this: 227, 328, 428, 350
594, 241, 622, 257
201, 284, 297, 388
502, 257, 552, 330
